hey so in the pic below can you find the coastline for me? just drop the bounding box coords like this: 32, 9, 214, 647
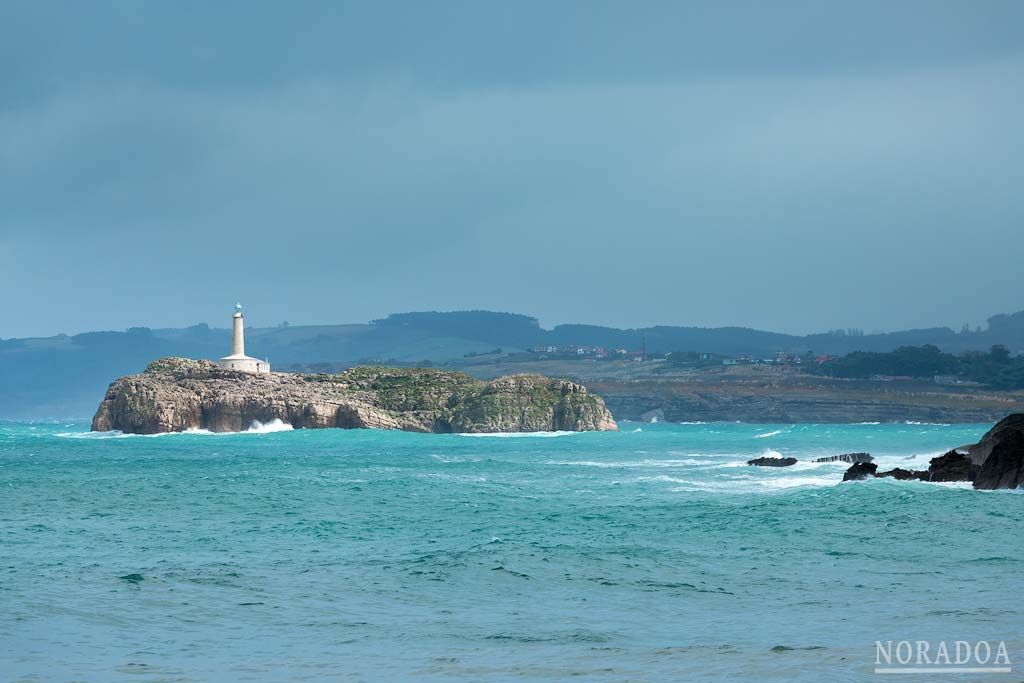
461, 360, 1024, 424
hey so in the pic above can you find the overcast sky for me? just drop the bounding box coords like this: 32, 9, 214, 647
2, 1, 1022, 337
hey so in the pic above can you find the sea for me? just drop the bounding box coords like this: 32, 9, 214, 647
2, 420, 1021, 682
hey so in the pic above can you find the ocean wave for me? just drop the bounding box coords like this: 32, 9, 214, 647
457, 431, 581, 438
904, 421, 952, 426
545, 458, 715, 468
245, 419, 293, 433
755, 475, 838, 490
869, 450, 948, 468
754, 429, 785, 438
56, 428, 214, 439
633, 475, 691, 483
57, 421, 293, 438
667, 475, 838, 493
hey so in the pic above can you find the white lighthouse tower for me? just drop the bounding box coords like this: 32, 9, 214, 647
217, 303, 270, 373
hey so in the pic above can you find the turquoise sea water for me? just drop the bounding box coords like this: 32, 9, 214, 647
2, 420, 1022, 682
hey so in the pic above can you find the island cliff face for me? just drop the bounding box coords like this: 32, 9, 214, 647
91, 358, 618, 434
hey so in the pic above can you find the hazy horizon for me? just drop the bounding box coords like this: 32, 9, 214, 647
3, 1, 1023, 338
5, 303, 1020, 341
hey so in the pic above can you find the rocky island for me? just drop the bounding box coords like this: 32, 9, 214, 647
91, 357, 618, 434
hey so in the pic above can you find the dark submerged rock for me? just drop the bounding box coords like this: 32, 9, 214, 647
876, 468, 928, 481
747, 456, 798, 467
927, 451, 978, 483
974, 426, 1024, 490
842, 413, 1024, 489
966, 413, 1024, 468
842, 462, 878, 481
813, 452, 873, 464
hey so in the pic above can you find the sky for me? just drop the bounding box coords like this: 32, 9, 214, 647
2, 0, 1022, 337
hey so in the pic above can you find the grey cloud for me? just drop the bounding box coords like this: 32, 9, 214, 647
1, 2, 1022, 337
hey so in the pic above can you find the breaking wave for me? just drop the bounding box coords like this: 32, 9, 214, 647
458, 431, 581, 438
246, 419, 294, 433
58, 421, 293, 438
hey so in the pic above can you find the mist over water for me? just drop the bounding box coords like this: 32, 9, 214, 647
2, 421, 1021, 681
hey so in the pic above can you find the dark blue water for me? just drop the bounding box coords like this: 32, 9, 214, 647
2, 421, 1021, 681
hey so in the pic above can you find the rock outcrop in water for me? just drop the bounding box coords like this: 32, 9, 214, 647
843, 462, 878, 481
970, 414, 1024, 490
747, 456, 798, 467
840, 413, 1024, 489
812, 452, 873, 464
925, 451, 978, 483
92, 358, 618, 435
875, 467, 928, 481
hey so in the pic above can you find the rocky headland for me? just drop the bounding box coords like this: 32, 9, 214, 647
468, 361, 1024, 424
841, 413, 1024, 490
744, 416, 1024, 491
92, 357, 618, 435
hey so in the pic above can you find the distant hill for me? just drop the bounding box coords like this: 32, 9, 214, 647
1, 308, 1022, 419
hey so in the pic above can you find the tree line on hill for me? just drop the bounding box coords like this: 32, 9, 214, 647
809, 344, 1024, 389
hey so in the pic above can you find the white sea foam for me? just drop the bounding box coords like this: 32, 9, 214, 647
869, 450, 948, 470
754, 429, 785, 438
56, 430, 126, 439
923, 480, 974, 490
57, 421, 292, 438
904, 420, 952, 426
754, 475, 838, 490
633, 475, 692, 483
245, 419, 293, 433
710, 460, 750, 468
667, 474, 838, 494
56, 429, 212, 439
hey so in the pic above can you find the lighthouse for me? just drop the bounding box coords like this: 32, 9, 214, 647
216, 303, 271, 373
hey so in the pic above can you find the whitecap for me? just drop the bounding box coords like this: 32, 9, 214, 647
56, 429, 213, 439
545, 458, 714, 468
245, 418, 293, 433
667, 474, 838, 494
633, 475, 692, 483
754, 429, 784, 438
